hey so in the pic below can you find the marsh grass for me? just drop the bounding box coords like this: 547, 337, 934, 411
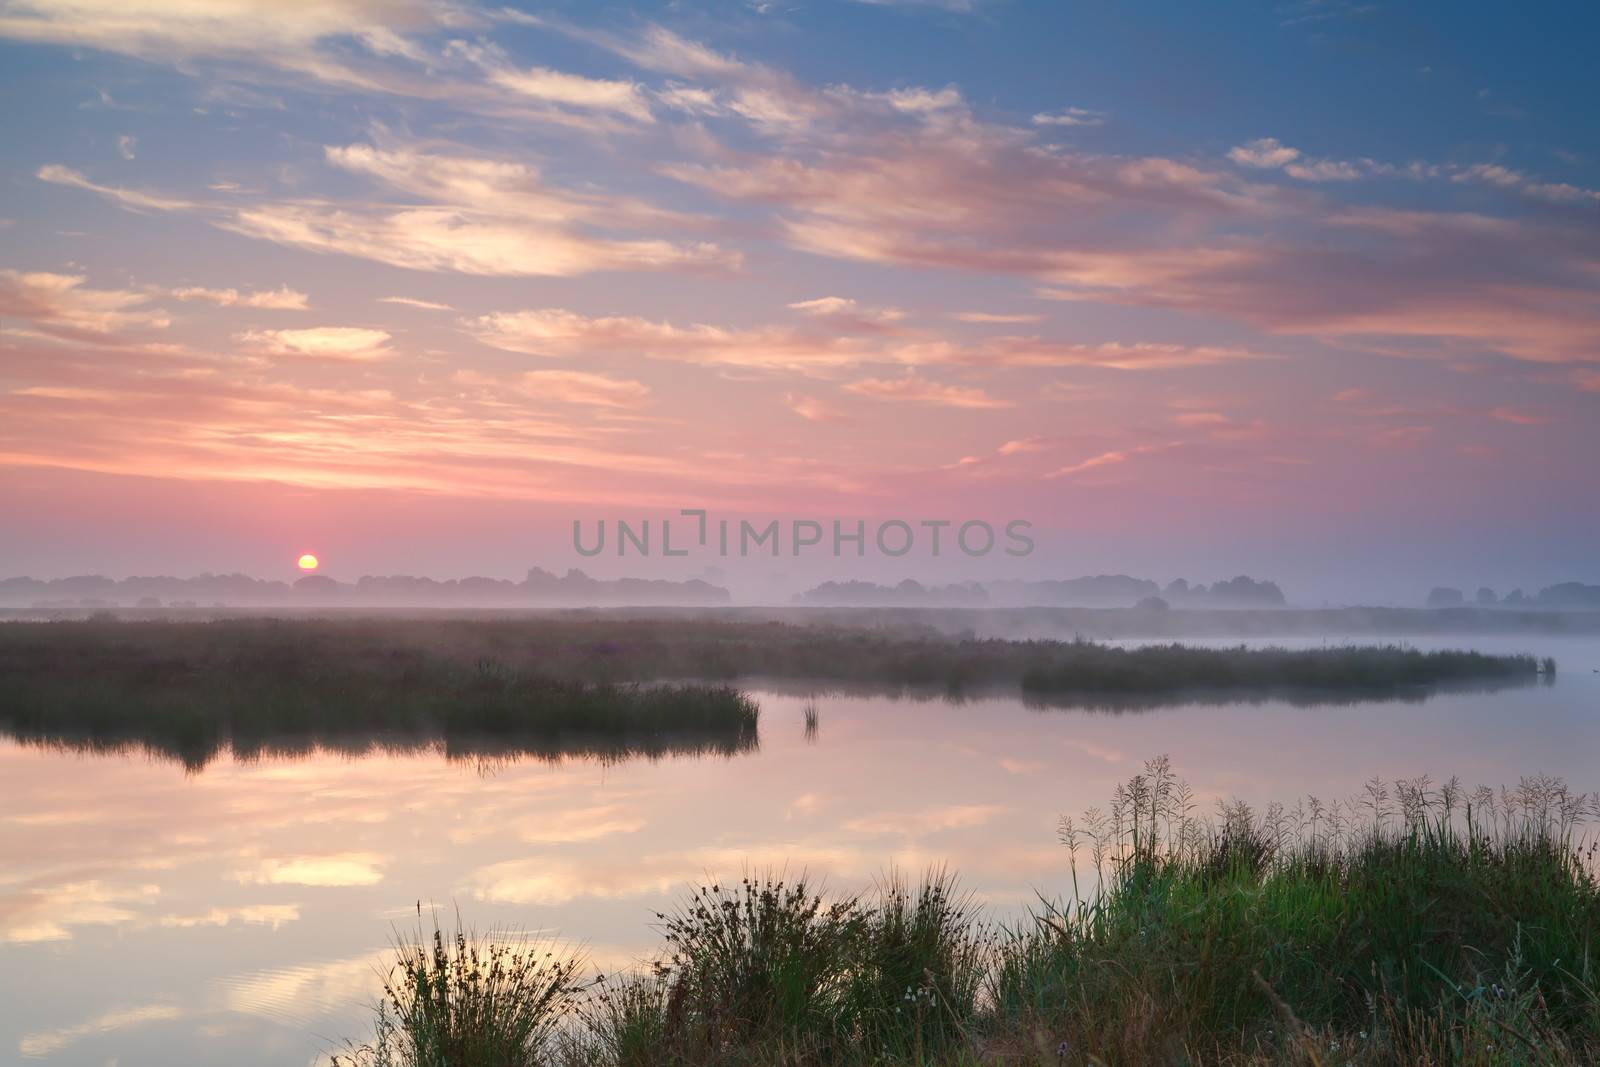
1005, 757, 1600, 1064
333, 919, 587, 1067
562, 869, 989, 1066
0, 614, 1536, 713
655, 874, 864, 1051
0, 621, 759, 769
342, 761, 1600, 1065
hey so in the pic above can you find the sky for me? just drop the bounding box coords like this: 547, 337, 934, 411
0, 0, 1597, 602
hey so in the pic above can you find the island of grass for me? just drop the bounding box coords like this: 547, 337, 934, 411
0, 619, 761, 770
0, 614, 1548, 695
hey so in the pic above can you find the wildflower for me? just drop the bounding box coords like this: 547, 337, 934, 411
1056, 1040, 1070, 1058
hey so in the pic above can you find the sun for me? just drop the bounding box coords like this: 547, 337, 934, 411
297, 553, 320, 571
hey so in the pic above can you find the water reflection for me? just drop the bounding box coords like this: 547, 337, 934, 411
681, 671, 1547, 713
1, 671, 1546, 773
1021, 672, 1550, 710
4, 727, 759, 773
1, 637, 1595, 1066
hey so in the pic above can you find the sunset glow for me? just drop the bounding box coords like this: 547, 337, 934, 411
0, 1, 1594, 599
3, 8, 1600, 1065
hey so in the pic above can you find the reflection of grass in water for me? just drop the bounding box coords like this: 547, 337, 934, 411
750, 672, 1546, 713
1018, 670, 1552, 712
338, 760, 1600, 1066
1015, 643, 1549, 694
11, 727, 759, 774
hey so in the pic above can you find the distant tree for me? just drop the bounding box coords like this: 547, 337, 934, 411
795, 579, 986, 606
1426, 587, 1466, 608
1503, 588, 1528, 606
1476, 587, 1498, 605
293, 574, 342, 597
1136, 596, 1171, 611
1206, 575, 1288, 607
1535, 582, 1600, 608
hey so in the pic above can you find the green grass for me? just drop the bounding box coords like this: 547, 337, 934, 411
337, 760, 1600, 1065
1009, 758, 1600, 1065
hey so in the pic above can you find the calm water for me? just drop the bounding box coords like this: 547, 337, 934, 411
3, 635, 1597, 1066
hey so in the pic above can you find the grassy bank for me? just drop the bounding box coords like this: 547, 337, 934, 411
0, 616, 1547, 699
334, 760, 1600, 1066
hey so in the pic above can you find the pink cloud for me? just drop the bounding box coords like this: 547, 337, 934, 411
0, 269, 171, 342
843, 376, 1011, 408
462, 306, 1257, 372
240, 327, 393, 362
457, 369, 652, 409
1488, 406, 1553, 426
1044, 447, 1143, 479
785, 394, 848, 422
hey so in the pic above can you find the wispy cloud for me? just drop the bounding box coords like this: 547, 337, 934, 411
458, 369, 653, 409
169, 285, 307, 309
0, 268, 170, 339
462, 308, 874, 370
0, 0, 471, 98
785, 393, 848, 422
41, 145, 740, 278
234, 852, 386, 887
450, 42, 655, 123
379, 295, 453, 311
1229, 137, 1600, 203
998, 436, 1045, 454
461, 305, 1252, 372
1032, 107, 1105, 127
1045, 443, 1171, 479
843, 375, 1011, 408
948, 311, 1044, 324
1488, 406, 1553, 426
37, 163, 196, 212
786, 295, 906, 332
240, 326, 393, 361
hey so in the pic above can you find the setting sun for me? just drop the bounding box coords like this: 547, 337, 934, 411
297, 554, 319, 571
